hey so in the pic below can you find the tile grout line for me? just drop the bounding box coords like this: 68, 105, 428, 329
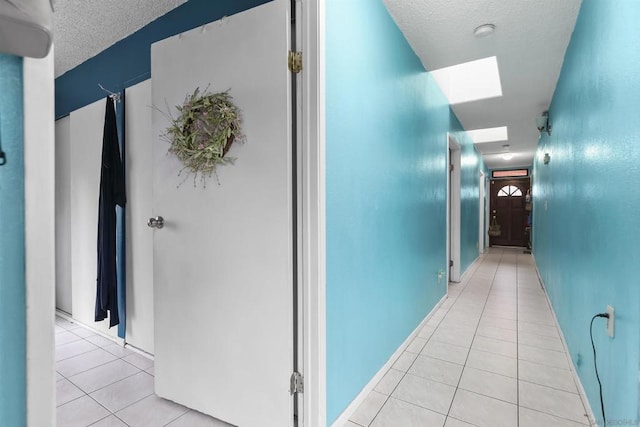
84, 392, 130, 427
56, 324, 150, 374
56, 323, 155, 426
444, 248, 504, 421
55, 321, 199, 427
361, 249, 588, 427
516, 250, 521, 427
57, 347, 138, 380
521, 256, 595, 426
61, 367, 158, 426
57, 366, 144, 407
366, 252, 490, 426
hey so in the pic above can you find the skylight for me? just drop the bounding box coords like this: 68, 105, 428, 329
431, 56, 503, 105
467, 126, 509, 144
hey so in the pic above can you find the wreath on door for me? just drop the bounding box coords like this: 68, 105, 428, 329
163, 87, 245, 186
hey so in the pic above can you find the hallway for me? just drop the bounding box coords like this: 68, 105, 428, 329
346, 248, 591, 427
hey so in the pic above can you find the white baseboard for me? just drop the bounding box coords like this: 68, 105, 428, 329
330, 294, 448, 427
55, 309, 154, 360
55, 309, 124, 346
532, 257, 597, 426
459, 253, 483, 284
330, 254, 485, 426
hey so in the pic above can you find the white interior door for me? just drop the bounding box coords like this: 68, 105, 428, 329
150, 2, 294, 426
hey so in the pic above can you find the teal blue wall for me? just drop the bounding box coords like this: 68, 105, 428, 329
456, 127, 483, 272
0, 53, 25, 426
325, 1, 483, 423
533, 0, 640, 423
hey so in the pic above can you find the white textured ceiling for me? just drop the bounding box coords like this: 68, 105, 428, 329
384, 0, 582, 169
53, 0, 186, 77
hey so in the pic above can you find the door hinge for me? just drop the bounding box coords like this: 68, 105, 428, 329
449, 260, 454, 267
449, 164, 454, 172
288, 51, 303, 73
290, 371, 304, 395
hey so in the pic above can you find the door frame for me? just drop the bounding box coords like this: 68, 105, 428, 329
485, 177, 490, 251
478, 170, 485, 254
447, 134, 461, 283
23, 54, 56, 427
300, 0, 326, 426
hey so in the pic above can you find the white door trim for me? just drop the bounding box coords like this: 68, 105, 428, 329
479, 170, 485, 254
485, 176, 490, 250
300, 0, 326, 426
447, 134, 461, 283
24, 53, 56, 427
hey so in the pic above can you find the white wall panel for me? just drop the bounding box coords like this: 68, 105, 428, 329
55, 115, 72, 314
124, 80, 154, 354
24, 52, 56, 427
69, 98, 119, 338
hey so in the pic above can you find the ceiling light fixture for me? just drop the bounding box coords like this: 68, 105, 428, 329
474, 24, 495, 38
501, 144, 513, 160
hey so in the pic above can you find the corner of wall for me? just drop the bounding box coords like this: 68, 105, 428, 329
23, 51, 56, 427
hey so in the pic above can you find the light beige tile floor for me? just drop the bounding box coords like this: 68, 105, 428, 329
346, 247, 593, 427
55, 317, 232, 426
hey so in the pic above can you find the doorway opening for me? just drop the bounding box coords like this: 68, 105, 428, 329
489, 177, 531, 247
479, 170, 486, 254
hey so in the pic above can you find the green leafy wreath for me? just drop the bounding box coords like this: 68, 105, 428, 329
163, 87, 245, 186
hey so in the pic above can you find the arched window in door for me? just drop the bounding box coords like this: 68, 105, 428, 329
497, 185, 523, 197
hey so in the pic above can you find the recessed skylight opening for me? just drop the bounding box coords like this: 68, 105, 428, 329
431, 56, 503, 105
467, 126, 509, 144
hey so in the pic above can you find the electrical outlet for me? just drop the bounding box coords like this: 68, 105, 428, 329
606, 305, 615, 338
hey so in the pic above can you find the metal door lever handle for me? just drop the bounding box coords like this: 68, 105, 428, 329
147, 216, 164, 229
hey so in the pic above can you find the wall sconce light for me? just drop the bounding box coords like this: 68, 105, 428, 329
536, 111, 551, 136
543, 153, 551, 164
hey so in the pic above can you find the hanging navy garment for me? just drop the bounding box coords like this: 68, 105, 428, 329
95, 97, 126, 327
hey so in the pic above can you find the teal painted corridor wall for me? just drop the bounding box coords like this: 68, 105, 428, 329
456, 128, 483, 273
325, 1, 483, 423
0, 53, 25, 425
533, 0, 640, 423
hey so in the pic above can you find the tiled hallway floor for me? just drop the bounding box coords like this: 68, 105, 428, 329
345, 247, 593, 427
55, 317, 231, 426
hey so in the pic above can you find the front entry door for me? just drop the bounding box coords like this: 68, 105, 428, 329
490, 178, 530, 247
150, 2, 294, 426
